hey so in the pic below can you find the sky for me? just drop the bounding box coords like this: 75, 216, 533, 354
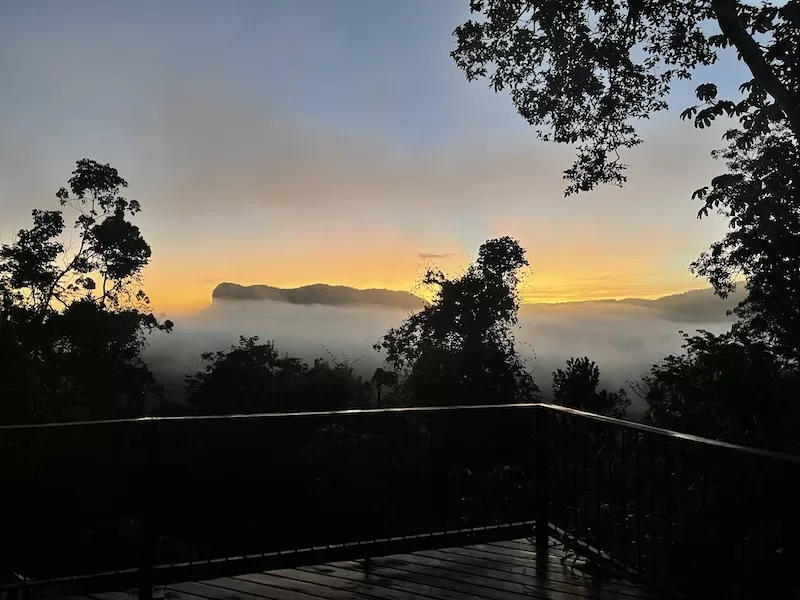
0, 0, 753, 316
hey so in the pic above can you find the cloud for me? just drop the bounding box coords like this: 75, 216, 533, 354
0, 52, 732, 313
417, 252, 457, 259
143, 299, 734, 417
130, 92, 569, 218
106, 66, 731, 224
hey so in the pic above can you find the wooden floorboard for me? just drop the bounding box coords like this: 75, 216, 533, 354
308, 560, 583, 600
437, 546, 655, 598
64, 537, 665, 600
409, 551, 652, 599
484, 540, 649, 593
358, 553, 638, 600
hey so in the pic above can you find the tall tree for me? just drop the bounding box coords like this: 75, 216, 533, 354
0, 159, 172, 423
452, 0, 799, 194
1, 159, 154, 314
552, 357, 630, 417
690, 124, 800, 359
184, 336, 372, 415
453, 1, 800, 440
374, 237, 539, 405
636, 329, 800, 450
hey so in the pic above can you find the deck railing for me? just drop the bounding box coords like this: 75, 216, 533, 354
1, 403, 798, 600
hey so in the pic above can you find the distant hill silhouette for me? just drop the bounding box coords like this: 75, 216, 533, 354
521, 287, 746, 322
619, 288, 746, 321
212, 282, 745, 322
212, 282, 427, 310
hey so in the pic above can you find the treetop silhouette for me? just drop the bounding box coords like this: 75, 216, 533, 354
452, 0, 799, 194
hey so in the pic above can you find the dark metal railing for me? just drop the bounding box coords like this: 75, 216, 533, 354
542, 404, 800, 600
1, 403, 798, 600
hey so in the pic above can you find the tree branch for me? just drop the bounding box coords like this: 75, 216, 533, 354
711, 0, 800, 139
101, 273, 108, 308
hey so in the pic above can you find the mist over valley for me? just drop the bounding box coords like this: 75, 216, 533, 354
144, 283, 741, 415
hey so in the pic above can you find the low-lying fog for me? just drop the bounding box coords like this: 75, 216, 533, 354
144, 300, 734, 416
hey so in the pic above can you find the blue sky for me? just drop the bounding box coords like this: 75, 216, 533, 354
0, 0, 752, 312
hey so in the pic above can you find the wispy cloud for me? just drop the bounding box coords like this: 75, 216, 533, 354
0, 55, 731, 313
111, 68, 728, 221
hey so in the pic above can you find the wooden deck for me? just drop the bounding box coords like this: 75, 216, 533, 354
74, 538, 663, 600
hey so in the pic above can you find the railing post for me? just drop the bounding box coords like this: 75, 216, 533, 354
139, 520, 155, 600
139, 421, 159, 600
534, 407, 549, 574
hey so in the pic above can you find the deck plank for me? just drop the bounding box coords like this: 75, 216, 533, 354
416, 551, 652, 599
337, 554, 639, 600
174, 578, 322, 600
491, 538, 570, 558
367, 551, 589, 588
172, 580, 294, 600
160, 587, 223, 600
236, 572, 388, 600
62, 537, 663, 600
486, 540, 649, 593
304, 561, 583, 600
428, 548, 655, 599
277, 567, 468, 600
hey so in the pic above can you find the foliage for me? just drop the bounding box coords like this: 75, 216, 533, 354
452, 1, 800, 445
0, 318, 43, 423
452, 0, 800, 194
1, 159, 156, 313
0, 159, 172, 423
636, 329, 800, 450
375, 237, 539, 405
371, 367, 400, 407
184, 336, 373, 415
552, 357, 630, 417
690, 125, 800, 360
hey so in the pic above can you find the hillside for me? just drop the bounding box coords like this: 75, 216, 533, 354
211, 282, 426, 310
619, 288, 746, 322
211, 282, 745, 322
521, 287, 746, 322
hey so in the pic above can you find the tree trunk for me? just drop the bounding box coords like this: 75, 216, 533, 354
712, 0, 800, 139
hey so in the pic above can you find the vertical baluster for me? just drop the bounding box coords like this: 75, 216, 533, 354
607, 425, 615, 566
534, 408, 549, 574
635, 432, 642, 577
620, 427, 627, 573
583, 417, 590, 552
570, 415, 578, 544
139, 421, 159, 600
664, 439, 672, 582
650, 435, 657, 586
680, 441, 689, 585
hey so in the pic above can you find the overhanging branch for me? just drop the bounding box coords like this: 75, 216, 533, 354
711, 0, 800, 139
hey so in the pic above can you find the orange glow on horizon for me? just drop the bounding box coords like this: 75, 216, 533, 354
144, 260, 703, 316
142, 225, 707, 315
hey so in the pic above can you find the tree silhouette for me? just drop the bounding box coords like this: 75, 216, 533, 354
0, 159, 172, 423
452, 0, 799, 194
184, 336, 372, 415
452, 2, 800, 441
637, 329, 800, 451
1, 160, 155, 314
375, 237, 539, 406
371, 367, 399, 407
552, 357, 630, 418
690, 125, 800, 361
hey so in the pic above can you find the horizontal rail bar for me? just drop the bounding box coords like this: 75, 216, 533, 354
0, 402, 542, 430
0, 522, 538, 593
536, 403, 800, 463
2, 401, 798, 462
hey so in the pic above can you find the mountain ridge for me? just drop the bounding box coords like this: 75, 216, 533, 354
211, 282, 746, 322
212, 282, 427, 310
520, 287, 746, 322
